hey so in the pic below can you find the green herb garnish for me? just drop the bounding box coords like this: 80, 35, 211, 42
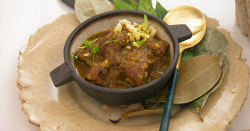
137, 41, 145, 45
72, 52, 78, 59
144, 14, 148, 31
136, 14, 148, 45
72, 46, 87, 59
91, 47, 100, 63
103, 34, 120, 45
72, 38, 101, 63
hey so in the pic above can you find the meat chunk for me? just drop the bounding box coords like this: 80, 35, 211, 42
99, 31, 123, 66
74, 47, 103, 66
85, 63, 108, 86
145, 38, 170, 63
85, 62, 123, 87
74, 48, 93, 65
121, 62, 153, 86
114, 31, 129, 47
146, 38, 170, 56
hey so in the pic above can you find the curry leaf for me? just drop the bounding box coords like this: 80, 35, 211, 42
138, 0, 157, 16
143, 96, 157, 108
184, 27, 229, 57
181, 52, 193, 63
113, 0, 136, 10
174, 55, 221, 104
121, 0, 131, 4
130, 0, 139, 10
144, 95, 157, 103
189, 55, 229, 113
75, 0, 115, 23
109, 110, 163, 123
155, 1, 168, 19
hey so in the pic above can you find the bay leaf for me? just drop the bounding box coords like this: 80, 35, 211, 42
113, 0, 136, 10
184, 27, 229, 57
189, 55, 229, 113
156, 81, 170, 104
109, 109, 163, 123
138, 0, 157, 16
75, 0, 115, 23
155, 1, 168, 19
174, 55, 221, 104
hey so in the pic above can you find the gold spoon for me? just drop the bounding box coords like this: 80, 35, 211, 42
159, 5, 206, 131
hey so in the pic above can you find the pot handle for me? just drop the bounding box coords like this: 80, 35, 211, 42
50, 63, 74, 87
169, 24, 192, 43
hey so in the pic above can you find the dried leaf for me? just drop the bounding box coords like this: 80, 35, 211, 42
156, 81, 170, 104
75, 0, 115, 23
184, 27, 229, 57
174, 55, 221, 104
189, 55, 229, 112
109, 109, 163, 123
155, 1, 168, 19
138, 0, 157, 16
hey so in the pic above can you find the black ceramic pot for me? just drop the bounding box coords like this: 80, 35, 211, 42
50, 10, 191, 105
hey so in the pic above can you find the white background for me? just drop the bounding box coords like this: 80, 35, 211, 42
0, 0, 249, 131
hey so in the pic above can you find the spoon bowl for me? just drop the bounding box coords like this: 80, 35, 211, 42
164, 5, 206, 68
164, 5, 206, 49
159, 5, 206, 130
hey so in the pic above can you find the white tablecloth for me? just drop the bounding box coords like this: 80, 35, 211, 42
0, 0, 249, 130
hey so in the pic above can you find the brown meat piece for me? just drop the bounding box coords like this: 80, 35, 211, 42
146, 38, 169, 56
74, 48, 103, 66
74, 48, 93, 65
85, 63, 109, 86
99, 31, 125, 66
145, 38, 170, 63
85, 62, 123, 87
121, 62, 153, 87
114, 31, 129, 47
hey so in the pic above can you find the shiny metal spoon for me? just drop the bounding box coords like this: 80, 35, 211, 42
159, 5, 206, 131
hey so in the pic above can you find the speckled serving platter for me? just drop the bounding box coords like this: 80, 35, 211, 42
17, 13, 249, 131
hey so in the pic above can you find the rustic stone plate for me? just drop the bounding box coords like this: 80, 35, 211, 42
17, 13, 249, 131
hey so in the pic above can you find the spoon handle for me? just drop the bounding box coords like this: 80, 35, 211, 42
159, 68, 179, 131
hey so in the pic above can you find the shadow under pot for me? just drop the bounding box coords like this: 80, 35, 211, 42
50, 10, 192, 105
